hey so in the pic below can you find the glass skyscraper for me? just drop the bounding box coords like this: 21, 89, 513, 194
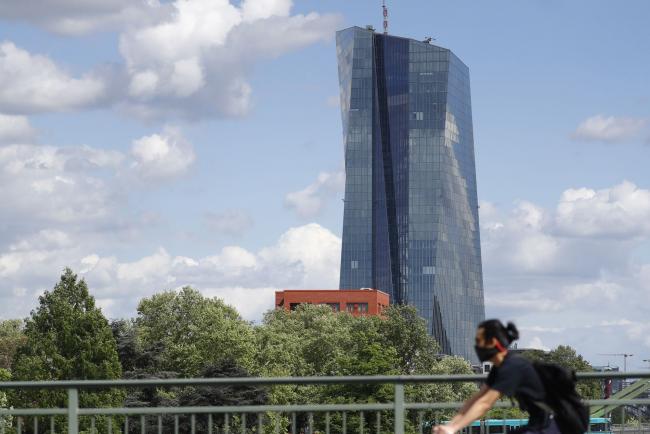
336, 26, 485, 362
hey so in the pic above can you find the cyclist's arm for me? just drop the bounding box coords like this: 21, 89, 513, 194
447, 384, 490, 425
439, 387, 502, 433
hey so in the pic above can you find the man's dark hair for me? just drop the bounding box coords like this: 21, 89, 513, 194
478, 319, 519, 347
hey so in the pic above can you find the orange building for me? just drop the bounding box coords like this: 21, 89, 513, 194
274, 289, 390, 317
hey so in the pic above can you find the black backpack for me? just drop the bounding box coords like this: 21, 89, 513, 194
532, 362, 590, 434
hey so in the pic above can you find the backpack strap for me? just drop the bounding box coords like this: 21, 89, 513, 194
532, 400, 554, 414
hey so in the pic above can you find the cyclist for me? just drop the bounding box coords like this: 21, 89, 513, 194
432, 319, 560, 434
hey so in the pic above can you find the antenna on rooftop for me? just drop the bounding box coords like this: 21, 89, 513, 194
382, 0, 389, 34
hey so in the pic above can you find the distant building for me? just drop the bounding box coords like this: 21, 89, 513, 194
336, 25, 485, 361
509, 344, 549, 356
275, 289, 389, 317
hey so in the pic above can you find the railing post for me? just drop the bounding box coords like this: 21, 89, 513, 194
68, 388, 79, 434
394, 383, 405, 434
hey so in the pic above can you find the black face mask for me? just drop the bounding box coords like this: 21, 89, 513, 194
475, 345, 500, 362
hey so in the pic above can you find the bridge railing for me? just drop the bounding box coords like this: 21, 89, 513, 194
0, 371, 649, 434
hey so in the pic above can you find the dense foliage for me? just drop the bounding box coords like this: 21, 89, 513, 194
10, 268, 124, 432
2, 268, 605, 432
0, 320, 26, 370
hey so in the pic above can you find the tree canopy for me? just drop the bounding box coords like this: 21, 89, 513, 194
134, 287, 256, 377
10, 268, 123, 432
4, 267, 604, 433
0, 319, 25, 371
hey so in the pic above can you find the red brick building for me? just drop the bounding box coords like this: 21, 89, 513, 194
274, 289, 389, 317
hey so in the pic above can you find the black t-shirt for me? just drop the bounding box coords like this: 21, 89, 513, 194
486, 354, 547, 426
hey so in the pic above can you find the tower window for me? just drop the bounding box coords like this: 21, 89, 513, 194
351, 260, 359, 269
423, 266, 436, 275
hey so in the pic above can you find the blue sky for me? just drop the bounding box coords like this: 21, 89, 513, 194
0, 0, 649, 368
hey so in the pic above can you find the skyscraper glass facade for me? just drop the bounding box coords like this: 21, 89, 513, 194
336, 26, 485, 362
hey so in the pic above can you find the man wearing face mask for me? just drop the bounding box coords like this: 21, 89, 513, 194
432, 319, 561, 434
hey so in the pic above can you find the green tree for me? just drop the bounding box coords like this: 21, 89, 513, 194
255, 304, 476, 434
135, 287, 256, 377
10, 268, 123, 431
0, 319, 26, 370
379, 305, 441, 374
0, 368, 12, 430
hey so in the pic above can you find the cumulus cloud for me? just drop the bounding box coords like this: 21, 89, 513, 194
571, 115, 649, 144
0, 42, 106, 114
0, 126, 197, 254
0, 144, 124, 227
482, 181, 650, 362
482, 181, 650, 279
0, 223, 342, 321
0, 1, 341, 118
130, 128, 195, 180
555, 181, 650, 238
285, 169, 345, 219
0, 0, 164, 35
525, 337, 550, 351
0, 114, 35, 143
205, 210, 254, 237
117, 0, 341, 119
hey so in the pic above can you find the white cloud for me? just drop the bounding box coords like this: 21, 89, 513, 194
0, 1, 342, 119
0, 0, 164, 35
285, 169, 345, 219
0, 114, 35, 143
9, 229, 72, 252
483, 181, 650, 363
241, 0, 292, 22
205, 210, 254, 236
0, 223, 342, 320
203, 286, 277, 322
0, 144, 124, 226
488, 278, 624, 315
555, 181, 650, 238
525, 337, 550, 351
117, 0, 341, 119
0, 42, 106, 114
572, 115, 649, 144
0, 130, 188, 254
131, 128, 195, 180
481, 181, 650, 280
259, 223, 342, 288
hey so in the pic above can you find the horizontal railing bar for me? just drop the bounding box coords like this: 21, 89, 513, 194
0, 409, 68, 416
0, 375, 483, 389
2, 398, 650, 417
583, 398, 650, 406
577, 372, 650, 379
77, 403, 394, 416
0, 371, 647, 390
405, 402, 514, 410
406, 398, 650, 410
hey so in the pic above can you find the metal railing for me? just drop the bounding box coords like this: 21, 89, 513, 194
0, 371, 648, 434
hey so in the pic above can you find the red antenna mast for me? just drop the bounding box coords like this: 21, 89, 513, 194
382, 0, 388, 34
